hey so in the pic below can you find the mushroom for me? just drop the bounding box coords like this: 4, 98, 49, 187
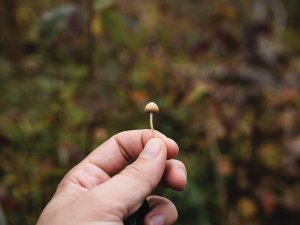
144, 102, 159, 137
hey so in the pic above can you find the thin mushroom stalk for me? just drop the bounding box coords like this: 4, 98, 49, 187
150, 112, 154, 130
144, 102, 159, 138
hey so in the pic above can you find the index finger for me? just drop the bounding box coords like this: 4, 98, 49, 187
86, 129, 179, 175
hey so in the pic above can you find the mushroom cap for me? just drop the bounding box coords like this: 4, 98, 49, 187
144, 102, 159, 113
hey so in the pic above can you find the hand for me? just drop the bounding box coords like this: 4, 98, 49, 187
37, 130, 187, 225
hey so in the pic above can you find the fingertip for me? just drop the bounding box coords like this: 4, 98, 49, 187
168, 167, 187, 192
142, 130, 179, 159
162, 160, 187, 191
167, 138, 179, 158
145, 196, 178, 225
176, 167, 187, 191
140, 138, 167, 160
154, 137, 167, 152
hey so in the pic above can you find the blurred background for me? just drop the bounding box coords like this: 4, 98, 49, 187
1, 0, 300, 224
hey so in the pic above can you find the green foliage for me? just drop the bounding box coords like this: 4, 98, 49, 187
1, 0, 300, 225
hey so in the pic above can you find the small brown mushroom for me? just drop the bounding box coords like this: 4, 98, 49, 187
144, 102, 159, 137
144, 102, 159, 113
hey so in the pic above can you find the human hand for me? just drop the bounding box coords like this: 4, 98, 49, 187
37, 130, 187, 225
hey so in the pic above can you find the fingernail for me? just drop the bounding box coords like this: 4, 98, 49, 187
149, 214, 165, 225
140, 138, 161, 159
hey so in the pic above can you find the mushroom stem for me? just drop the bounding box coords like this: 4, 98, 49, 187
144, 102, 159, 138
150, 112, 153, 130
150, 112, 156, 137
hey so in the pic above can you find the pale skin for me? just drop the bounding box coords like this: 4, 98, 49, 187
37, 129, 187, 225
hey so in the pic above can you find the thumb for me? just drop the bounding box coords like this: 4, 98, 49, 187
89, 138, 167, 218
